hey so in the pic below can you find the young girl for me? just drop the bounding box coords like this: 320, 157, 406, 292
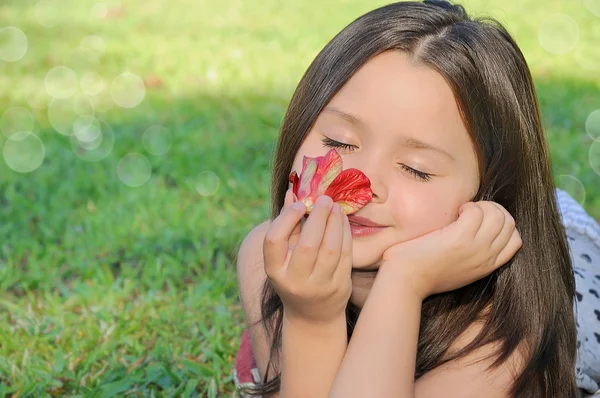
234, 1, 600, 397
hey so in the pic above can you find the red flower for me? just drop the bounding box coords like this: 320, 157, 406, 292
288, 148, 373, 215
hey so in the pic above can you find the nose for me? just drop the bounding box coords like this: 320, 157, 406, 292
343, 153, 387, 204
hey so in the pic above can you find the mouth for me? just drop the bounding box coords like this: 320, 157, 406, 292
347, 215, 387, 228
349, 223, 388, 237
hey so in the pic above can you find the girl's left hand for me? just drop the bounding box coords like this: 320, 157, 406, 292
379, 201, 522, 300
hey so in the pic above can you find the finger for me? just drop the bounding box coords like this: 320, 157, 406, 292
280, 188, 294, 214
449, 202, 484, 240
489, 203, 516, 252
312, 202, 345, 283
495, 228, 522, 267
280, 188, 304, 245
263, 191, 307, 277
287, 195, 332, 279
475, 202, 507, 244
333, 209, 353, 283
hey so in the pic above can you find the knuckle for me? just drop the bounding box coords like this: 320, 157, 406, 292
264, 266, 279, 281
322, 246, 338, 258
515, 232, 523, 245
507, 217, 516, 229
263, 233, 279, 246
296, 243, 317, 255
491, 207, 506, 223
466, 202, 483, 216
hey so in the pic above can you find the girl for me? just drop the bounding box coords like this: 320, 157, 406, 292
234, 0, 600, 397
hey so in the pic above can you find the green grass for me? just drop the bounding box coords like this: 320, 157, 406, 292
0, 0, 599, 396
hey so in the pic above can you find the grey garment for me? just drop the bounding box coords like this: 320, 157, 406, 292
556, 188, 600, 395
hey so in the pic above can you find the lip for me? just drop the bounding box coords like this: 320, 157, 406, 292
347, 215, 386, 228
349, 224, 388, 237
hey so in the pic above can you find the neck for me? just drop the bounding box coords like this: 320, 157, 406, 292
350, 270, 378, 309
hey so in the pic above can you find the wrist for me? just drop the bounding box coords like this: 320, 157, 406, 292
283, 309, 347, 334
376, 262, 427, 302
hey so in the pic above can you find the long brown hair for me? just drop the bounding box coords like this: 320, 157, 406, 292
240, 1, 577, 396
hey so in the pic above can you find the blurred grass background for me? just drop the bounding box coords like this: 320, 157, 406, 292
0, 0, 599, 396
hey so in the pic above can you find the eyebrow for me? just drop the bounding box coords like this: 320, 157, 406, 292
322, 106, 456, 162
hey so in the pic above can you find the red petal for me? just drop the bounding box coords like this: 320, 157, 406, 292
298, 157, 317, 200
288, 149, 372, 214
325, 168, 373, 215
289, 171, 300, 197
304, 149, 343, 197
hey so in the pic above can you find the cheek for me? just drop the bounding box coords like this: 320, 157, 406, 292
396, 190, 461, 237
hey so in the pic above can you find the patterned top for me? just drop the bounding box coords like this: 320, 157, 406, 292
556, 188, 600, 395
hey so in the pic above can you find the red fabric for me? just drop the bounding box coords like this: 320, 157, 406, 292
235, 328, 258, 384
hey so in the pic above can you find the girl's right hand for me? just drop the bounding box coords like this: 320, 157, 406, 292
263, 188, 353, 325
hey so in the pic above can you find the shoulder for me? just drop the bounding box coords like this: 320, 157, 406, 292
236, 219, 278, 383
415, 308, 527, 397
237, 219, 272, 272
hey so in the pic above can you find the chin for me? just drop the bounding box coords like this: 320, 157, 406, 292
350, 251, 383, 271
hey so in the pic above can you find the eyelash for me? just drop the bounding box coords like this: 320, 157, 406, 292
321, 137, 433, 182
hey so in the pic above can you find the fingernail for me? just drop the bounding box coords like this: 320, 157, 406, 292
292, 201, 305, 211
316, 195, 328, 206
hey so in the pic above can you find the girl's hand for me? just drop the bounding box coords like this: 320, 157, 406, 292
380, 201, 522, 300
263, 188, 353, 324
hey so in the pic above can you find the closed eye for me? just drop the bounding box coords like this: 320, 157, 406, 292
321, 136, 434, 182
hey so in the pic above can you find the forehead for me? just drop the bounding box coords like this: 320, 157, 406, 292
321, 51, 471, 156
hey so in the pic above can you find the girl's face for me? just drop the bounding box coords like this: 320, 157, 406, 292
289, 50, 480, 271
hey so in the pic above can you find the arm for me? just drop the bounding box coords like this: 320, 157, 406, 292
330, 201, 525, 397
329, 266, 523, 398
281, 313, 348, 398
328, 267, 421, 398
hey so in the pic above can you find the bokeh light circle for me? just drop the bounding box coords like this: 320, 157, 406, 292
142, 125, 172, 155
34, 0, 61, 28
583, 0, 600, 16
73, 115, 102, 143
117, 153, 152, 187
538, 14, 579, 55
585, 109, 600, 141
557, 174, 586, 206
91, 3, 108, 19
63, 47, 100, 74
110, 72, 146, 108
87, 90, 113, 113
0, 27, 28, 62
79, 35, 105, 62
195, 171, 220, 196
207, 68, 218, 82
573, 31, 600, 75
80, 71, 104, 96
3, 133, 45, 173
590, 140, 600, 177
1, 106, 34, 138
229, 48, 243, 60
45, 66, 78, 99
48, 97, 93, 135
70, 119, 114, 161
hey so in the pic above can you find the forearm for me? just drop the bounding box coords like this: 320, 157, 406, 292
280, 312, 348, 398
329, 268, 422, 398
